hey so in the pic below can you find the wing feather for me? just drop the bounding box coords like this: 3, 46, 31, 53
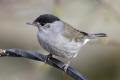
62, 22, 88, 42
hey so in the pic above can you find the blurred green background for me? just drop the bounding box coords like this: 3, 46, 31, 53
0, 0, 120, 80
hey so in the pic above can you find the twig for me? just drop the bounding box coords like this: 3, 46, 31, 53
0, 48, 87, 80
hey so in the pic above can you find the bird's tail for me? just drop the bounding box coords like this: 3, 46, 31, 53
92, 33, 107, 37
88, 33, 107, 39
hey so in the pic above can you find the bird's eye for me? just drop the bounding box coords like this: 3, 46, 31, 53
46, 25, 50, 28
45, 23, 50, 28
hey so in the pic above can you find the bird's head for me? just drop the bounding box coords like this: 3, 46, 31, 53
27, 14, 64, 33
27, 14, 60, 27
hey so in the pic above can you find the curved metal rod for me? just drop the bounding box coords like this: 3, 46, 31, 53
0, 48, 87, 80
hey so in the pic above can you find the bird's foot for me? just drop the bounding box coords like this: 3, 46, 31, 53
45, 54, 52, 63
63, 64, 69, 72
0, 49, 6, 56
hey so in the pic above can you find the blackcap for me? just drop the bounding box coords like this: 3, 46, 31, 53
27, 14, 107, 71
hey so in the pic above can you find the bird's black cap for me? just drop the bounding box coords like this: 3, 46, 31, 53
33, 14, 60, 26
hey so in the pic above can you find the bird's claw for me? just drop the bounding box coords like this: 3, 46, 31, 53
63, 64, 69, 72
0, 49, 6, 56
44, 54, 52, 63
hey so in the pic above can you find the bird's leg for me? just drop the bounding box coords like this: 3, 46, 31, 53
45, 54, 53, 62
63, 56, 75, 72
63, 61, 70, 72
64, 57, 74, 72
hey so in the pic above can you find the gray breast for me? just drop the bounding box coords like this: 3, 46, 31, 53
37, 32, 79, 58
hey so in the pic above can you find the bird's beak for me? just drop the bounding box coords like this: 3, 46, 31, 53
26, 22, 41, 28
26, 22, 34, 26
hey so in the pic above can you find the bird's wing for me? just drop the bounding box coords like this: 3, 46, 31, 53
62, 22, 88, 42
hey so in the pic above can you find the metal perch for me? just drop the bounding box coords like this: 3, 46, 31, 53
0, 48, 87, 80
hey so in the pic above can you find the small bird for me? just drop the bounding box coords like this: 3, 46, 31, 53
27, 14, 107, 71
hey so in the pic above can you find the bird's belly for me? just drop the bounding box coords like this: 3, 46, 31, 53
37, 32, 81, 58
